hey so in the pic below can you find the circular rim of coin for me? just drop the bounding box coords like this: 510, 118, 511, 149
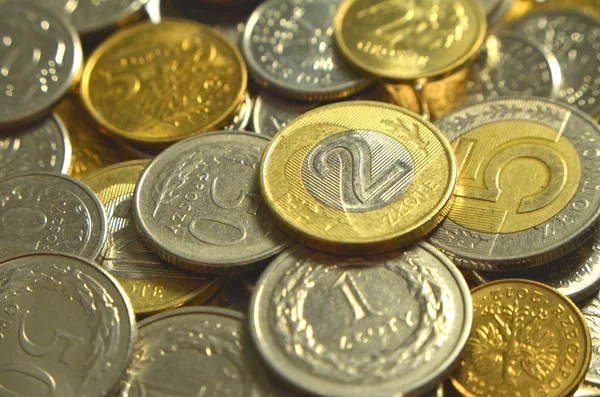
66, 0, 149, 38
486, 0, 515, 27
249, 242, 473, 397
52, 113, 73, 175
451, 278, 592, 397
80, 19, 248, 146
138, 305, 245, 328
0, 1, 83, 129
333, 0, 487, 82
251, 91, 319, 137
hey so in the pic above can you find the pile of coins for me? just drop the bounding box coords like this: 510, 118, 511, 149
1, 0, 600, 396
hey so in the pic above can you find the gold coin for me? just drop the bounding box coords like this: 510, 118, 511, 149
452, 279, 591, 397
534, 0, 600, 16
334, 0, 487, 82
260, 101, 456, 254
83, 160, 223, 314
80, 19, 247, 147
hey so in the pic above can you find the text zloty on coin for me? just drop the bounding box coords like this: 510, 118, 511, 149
0, 173, 107, 261
333, 0, 487, 82
429, 97, 600, 270
134, 131, 292, 273
504, 10, 600, 118
0, 113, 71, 178
120, 307, 291, 397
0, 1, 83, 129
0, 253, 135, 397
581, 292, 600, 387
84, 160, 224, 315
80, 20, 247, 148
249, 243, 472, 397
260, 101, 456, 254
452, 279, 591, 397
252, 91, 318, 138
242, 0, 369, 101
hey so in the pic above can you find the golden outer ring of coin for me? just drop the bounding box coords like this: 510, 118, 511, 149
451, 278, 592, 397
260, 100, 457, 254
80, 19, 248, 147
333, 0, 487, 83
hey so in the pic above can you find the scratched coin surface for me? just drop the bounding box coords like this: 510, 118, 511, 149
0, 253, 135, 397
260, 101, 456, 254
85, 161, 224, 315
0, 173, 107, 261
0, 113, 71, 179
81, 20, 247, 147
580, 290, 600, 386
0, 1, 83, 129
249, 243, 472, 397
505, 10, 600, 117
134, 131, 292, 273
429, 98, 600, 270
452, 279, 591, 397
252, 91, 318, 138
242, 0, 369, 100
333, 0, 487, 82
120, 307, 291, 397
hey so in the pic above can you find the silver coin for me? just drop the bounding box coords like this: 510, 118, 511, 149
249, 243, 472, 397
119, 307, 290, 397
0, 1, 83, 129
145, 0, 161, 24
134, 131, 292, 273
0, 253, 135, 397
0, 113, 71, 178
252, 91, 318, 138
0, 172, 107, 261
481, 0, 514, 27
429, 97, 600, 271
581, 290, 600, 386
575, 382, 600, 397
224, 92, 252, 131
505, 10, 600, 117
242, 0, 369, 100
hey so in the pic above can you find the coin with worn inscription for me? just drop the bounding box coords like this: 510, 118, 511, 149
0, 1, 83, 129
252, 91, 318, 138
134, 131, 292, 273
81, 20, 247, 147
429, 98, 600, 270
0, 172, 107, 261
453, 279, 591, 397
85, 160, 224, 315
580, 290, 600, 387
119, 307, 291, 397
505, 10, 600, 117
250, 243, 472, 397
260, 101, 456, 254
242, 0, 369, 100
0, 253, 135, 397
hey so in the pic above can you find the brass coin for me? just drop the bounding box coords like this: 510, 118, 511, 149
260, 101, 456, 254
452, 279, 591, 397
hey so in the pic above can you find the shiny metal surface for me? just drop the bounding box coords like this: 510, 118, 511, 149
252, 91, 318, 138
577, 290, 600, 386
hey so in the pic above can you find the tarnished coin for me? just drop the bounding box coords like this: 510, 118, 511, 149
85, 161, 224, 315
505, 10, 600, 117
260, 101, 456, 254
581, 290, 600, 387
0, 172, 107, 261
134, 131, 292, 273
0, 253, 135, 397
453, 279, 591, 397
0, 1, 83, 129
242, 0, 369, 100
250, 243, 472, 397
0, 113, 71, 178
119, 307, 290, 397
430, 98, 600, 270
252, 91, 318, 138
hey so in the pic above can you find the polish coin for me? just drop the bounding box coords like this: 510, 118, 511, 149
134, 131, 292, 273
249, 243, 472, 397
0, 113, 71, 178
0, 253, 135, 397
581, 292, 600, 386
252, 91, 318, 138
0, 1, 83, 129
224, 92, 252, 131
0, 172, 107, 261
430, 98, 600, 270
242, 0, 369, 100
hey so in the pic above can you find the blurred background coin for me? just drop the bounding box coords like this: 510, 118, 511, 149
481, 0, 515, 27
252, 91, 318, 138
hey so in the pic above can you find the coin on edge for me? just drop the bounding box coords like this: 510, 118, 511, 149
250, 243, 472, 397
0, 253, 135, 397
430, 97, 600, 270
80, 20, 247, 148
0, 172, 107, 261
453, 279, 591, 397
260, 101, 456, 254
333, 0, 487, 82
0, 1, 83, 129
